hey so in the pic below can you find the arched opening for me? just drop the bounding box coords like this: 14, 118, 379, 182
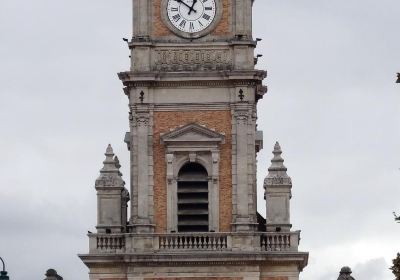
177, 162, 209, 232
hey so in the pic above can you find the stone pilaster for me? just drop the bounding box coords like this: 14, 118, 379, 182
129, 100, 155, 233
231, 101, 257, 232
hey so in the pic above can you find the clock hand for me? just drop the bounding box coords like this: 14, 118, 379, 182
188, 0, 197, 15
174, 0, 197, 13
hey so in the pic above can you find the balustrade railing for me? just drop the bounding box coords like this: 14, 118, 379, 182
90, 232, 299, 253
260, 232, 294, 251
96, 234, 125, 251
158, 233, 229, 251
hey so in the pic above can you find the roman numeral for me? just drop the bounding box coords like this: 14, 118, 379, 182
198, 20, 203, 26
202, 0, 209, 2
179, 19, 186, 28
205, 7, 212, 11
172, 14, 181, 22
189, 22, 194, 31
171, 7, 178, 11
202, 14, 211, 21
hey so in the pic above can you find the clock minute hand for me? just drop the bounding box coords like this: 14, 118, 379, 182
174, 0, 197, 13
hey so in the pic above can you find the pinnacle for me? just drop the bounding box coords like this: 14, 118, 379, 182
273, 141, 282, 153
268, 141, 287, 172
106, 144, 113, 155
100, 144, 118, 173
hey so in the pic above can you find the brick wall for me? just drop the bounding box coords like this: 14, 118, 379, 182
211, 0, 231, 36
153, 111, 232, 233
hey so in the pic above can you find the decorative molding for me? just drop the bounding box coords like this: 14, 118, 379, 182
153, 49, 232, 71
161, 123, 225, 146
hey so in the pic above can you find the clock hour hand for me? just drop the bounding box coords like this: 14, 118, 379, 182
188, 0, 197, 15
174, 0, 197, 13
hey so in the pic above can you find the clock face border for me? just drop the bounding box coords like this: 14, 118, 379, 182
161, 0, 223, 39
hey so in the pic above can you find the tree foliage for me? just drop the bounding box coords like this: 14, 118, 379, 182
391, 253, 400, 280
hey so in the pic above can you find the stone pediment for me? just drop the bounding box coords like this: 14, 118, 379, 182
161, 123, 225, 146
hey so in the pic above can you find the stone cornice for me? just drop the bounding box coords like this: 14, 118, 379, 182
118, 70, 267, 88
128, 39, 258, 48
79, 251, 309, 271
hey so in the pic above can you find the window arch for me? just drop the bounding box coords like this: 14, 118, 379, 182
177, 162, 209, 232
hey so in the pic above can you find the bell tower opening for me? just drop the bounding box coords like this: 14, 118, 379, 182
177, 162, 209, 232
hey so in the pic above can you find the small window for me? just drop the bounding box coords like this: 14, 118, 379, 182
177, 163, 209, 232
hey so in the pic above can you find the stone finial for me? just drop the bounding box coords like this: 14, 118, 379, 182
337, 266, 355, 280
44, 269, 63, 280
269, 142, 287, 172
100, 144, 119, 173
95, 145, 124, 188
264, 142, 292, 194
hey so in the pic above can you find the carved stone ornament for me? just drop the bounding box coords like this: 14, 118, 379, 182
132, 113, 150, 127
264, 174, 292, 186
234, 111, 250, 124
95, 174, 123, 187
154, 49, 232, 71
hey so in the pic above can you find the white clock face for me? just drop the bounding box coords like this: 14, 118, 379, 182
167, 0, 217, 34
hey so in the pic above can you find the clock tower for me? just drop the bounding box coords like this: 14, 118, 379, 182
79, 0, 309, 279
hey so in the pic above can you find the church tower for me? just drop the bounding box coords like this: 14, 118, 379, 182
80, 1, 308, 279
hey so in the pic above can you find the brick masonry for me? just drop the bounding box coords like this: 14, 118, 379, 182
152, 0, 232, 37
153, 111, 232, 233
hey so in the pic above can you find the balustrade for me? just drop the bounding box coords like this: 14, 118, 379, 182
91, 232, 299, 253
96, 234, 125, 251
260, 232, 294, 251
158, 233, 229, 251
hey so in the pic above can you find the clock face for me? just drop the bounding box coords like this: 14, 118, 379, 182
167, 0, 217, 34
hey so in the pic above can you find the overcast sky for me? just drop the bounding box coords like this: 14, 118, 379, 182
0, 0, 399, 279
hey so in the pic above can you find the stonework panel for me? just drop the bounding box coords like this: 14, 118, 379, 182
153, 111, 232, 233
152, 0, 231, 37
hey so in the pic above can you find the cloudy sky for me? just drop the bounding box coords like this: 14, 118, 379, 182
0, 0, 399, 279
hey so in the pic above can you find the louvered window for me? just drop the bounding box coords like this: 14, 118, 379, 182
177, 163, 209, 232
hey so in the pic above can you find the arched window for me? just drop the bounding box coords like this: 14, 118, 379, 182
177, 162, 209, 232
